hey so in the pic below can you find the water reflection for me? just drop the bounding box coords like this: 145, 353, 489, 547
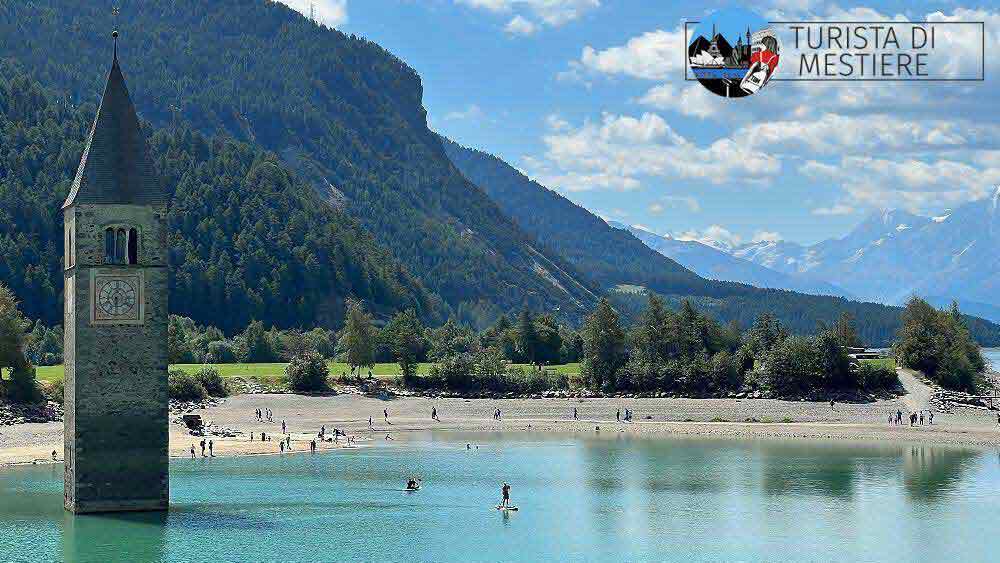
901, 445, 979, 502
62, 510, 167, 563
759, 442, 899, 499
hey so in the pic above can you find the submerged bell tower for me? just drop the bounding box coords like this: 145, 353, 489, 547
63, 30, 170, 513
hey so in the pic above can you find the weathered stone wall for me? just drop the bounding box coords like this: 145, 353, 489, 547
64, 203, 169, 513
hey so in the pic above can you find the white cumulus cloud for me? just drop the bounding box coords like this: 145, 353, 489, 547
526, 112, 780, 193
504, 15, 538, 35
456, 0, 599, 31
275, 0, 348, 27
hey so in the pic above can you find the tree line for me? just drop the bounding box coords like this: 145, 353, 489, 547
2, 279, 990, 403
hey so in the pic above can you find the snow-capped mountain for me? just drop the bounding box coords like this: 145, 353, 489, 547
730, 191, 1000, 321
609, 222, 851, 298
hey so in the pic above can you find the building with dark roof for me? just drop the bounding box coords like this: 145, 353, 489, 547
63, 31, 170, 514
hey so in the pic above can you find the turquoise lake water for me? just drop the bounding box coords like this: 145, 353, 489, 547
2, 433, 999, 562
984, 347, 1000, 371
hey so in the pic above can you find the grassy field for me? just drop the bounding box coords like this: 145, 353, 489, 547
34, 362, 582, 384
860, 358, 897, 370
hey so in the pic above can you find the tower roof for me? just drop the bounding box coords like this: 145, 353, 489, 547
63, 44, 166, 208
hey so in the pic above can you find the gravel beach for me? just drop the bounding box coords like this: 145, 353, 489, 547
3, 369, 999, 467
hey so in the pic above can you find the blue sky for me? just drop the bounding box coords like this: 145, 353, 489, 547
277, 0, 997, 248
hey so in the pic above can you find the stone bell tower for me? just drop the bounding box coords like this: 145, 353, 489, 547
63, 31, 170, 513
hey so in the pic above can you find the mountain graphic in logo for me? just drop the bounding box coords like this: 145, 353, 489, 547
688, 9, 780, 98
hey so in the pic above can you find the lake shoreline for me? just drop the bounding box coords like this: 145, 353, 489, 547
3, 385, 1000, 467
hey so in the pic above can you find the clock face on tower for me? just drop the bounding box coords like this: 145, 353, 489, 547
99, 279, 137, 316
91, 271, 144, 324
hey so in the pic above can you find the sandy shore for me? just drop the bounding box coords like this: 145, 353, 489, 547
2, 370, 999, 466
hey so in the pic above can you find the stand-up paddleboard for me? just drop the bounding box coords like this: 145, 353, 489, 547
403, 486, 421, 492
496, 505, 519, 511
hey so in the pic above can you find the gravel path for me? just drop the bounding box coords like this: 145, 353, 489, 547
897, 368, 933, 412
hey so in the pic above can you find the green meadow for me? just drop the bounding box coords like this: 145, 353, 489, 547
860, 358, 897, 370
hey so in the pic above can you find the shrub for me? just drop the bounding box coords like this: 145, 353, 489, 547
286, 351, 330, 393
168, 370, 207, 401
3, 365, 42, 403
856, 362, 898, 391
206, 340, 238, 364
196, 367, 227, 397
42, 378, 64, 404
427, 353, 475, 390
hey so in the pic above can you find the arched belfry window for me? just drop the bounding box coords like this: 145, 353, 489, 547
104, 226, 140, 265
104, 228, 115, 263
115, 228, 127, 264
128, 228, 138, 264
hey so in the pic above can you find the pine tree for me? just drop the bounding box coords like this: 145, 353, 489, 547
632, 293, 669, 365
517, 309, 539, 367
387, 309, 426, 384
581, 298, 626, 391
342, 299, 375, 376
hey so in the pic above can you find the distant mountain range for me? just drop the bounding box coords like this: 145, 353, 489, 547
606, 222, 851, 298
614, 190, 1000, 323
440, 137, 1000, 346
729, 191, 1000, 321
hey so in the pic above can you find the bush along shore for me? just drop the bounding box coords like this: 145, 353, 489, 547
3, 276, 991, 423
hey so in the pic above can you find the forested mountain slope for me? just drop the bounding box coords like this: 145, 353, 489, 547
1, 0, 597, 327
440, 137, 1000, 347
0, 67, 437, 332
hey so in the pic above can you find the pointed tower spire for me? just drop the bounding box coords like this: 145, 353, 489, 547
63, 30, 167, 209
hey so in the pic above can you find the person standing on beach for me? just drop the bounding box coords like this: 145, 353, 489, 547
432, 407, 437, 421
190, 445, 196, 459
369, 416, 373, 429
209, 440, 215, 457
280, 441, 285, 453
286, 435, 291, 450
573, 407, 578, 420
616, 409, 621, 422
200, 439, 206, 457
282, 420, 286, 434
384, 408, 389, 424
